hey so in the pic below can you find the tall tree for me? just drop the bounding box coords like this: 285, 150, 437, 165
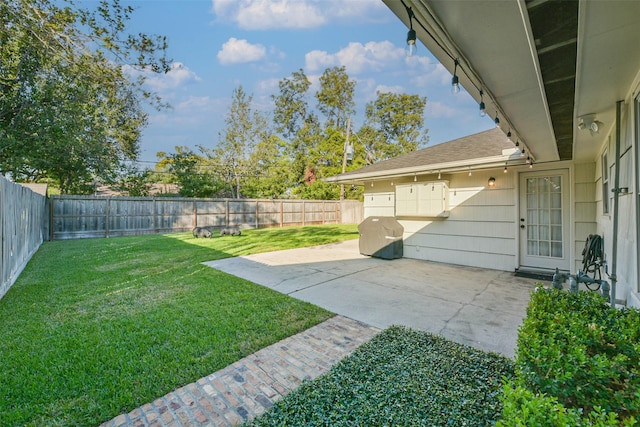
156, 147, 222, 198
364, 91, 429, 162
315, 66, 356, 130
272, 69, 321, 193
211, 86, 269, 198
0, 0, 169, 193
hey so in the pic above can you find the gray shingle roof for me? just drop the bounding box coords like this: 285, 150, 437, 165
335, 127, 515, 179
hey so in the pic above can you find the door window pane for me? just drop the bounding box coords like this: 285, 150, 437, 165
526, 176, 563, 258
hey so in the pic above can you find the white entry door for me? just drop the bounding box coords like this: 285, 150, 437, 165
519, 170, 570, 271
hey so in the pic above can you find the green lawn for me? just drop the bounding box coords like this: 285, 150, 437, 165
0, 225, 358, 426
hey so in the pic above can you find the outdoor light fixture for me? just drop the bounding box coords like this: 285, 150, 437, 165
488, 177, 496, 187
504, 163, 508, 173
506, 129, 512, 143
494, 112, 500, 128
479, 89, 486, 117
578, 114, 603, 136
451, 59, 460, 94
414, 174, 417, 182
438, 171, 441, 179
405, 7, 417, 57
468, 167, 472, 176
515, 140, 520, 147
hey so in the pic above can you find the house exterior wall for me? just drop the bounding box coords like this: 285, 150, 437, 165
595, 94, 639, 307
573, 162, 597, 273
364, 170, 518, 271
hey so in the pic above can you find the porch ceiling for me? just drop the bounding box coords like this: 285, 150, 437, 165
383, 0, 640, 163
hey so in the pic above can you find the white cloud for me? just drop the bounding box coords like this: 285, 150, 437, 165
305, 41, 403, 75
211, 0, 387, 30
125, 62, 201, 94
374, 84, 404, 94
426, 101, 458, 119
217, 38, 267, 64
410, 63, 451, 88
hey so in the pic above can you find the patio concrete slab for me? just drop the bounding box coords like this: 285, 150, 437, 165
204, 239, 545, 358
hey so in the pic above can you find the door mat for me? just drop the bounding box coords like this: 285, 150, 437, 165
514, 270, 555, 281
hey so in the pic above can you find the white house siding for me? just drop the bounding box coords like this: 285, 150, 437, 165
397, 170, 517, 271
573, 163, 597, 273
594, 96, 639, 307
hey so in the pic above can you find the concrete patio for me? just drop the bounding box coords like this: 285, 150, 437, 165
204, 239, 544, 358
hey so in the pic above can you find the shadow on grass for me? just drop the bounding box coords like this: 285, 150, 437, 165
0, 228, 348, 427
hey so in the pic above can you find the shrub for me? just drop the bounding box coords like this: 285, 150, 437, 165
505, 288, 640, 424
497, 382, 635, 427
246, 326, 514, 426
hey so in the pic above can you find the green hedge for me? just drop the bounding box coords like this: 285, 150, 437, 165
499, 288, 640, 425
246, 326, 513, 426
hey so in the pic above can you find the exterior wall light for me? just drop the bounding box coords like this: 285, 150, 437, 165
488, 177, 496, 187
451, 59, 460, 94
405, 7, 417, 57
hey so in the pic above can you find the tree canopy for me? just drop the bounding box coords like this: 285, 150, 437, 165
155, 67, 429, 201
0, 0, 169, 193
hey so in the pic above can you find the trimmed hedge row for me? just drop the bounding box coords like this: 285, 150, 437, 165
246, 326, 513, 426
498, 288, 640, 426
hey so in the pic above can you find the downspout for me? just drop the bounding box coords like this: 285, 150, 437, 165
610, 100, 623, 307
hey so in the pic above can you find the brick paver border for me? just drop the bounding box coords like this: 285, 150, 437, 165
100, 315, 380, 427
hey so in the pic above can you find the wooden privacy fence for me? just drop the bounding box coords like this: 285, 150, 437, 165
50, 196, 363, 240
0, 176, 48, 299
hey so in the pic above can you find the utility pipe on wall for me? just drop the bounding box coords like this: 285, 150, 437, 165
610, 100, 623, 307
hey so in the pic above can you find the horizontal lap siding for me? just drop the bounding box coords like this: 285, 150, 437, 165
574, 163, 597, 273
364, 171, 517, 271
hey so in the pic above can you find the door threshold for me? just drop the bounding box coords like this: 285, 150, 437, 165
514, 268, 557, 281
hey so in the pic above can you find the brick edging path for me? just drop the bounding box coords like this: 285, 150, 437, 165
100, 316, 380, 427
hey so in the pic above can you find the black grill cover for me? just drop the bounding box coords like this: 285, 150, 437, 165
358, 216, 404, 260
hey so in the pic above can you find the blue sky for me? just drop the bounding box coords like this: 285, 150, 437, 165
124, 0, 495, 164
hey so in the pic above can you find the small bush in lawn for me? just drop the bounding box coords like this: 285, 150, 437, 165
245, 326, 513, 427
504, 288, 640, 424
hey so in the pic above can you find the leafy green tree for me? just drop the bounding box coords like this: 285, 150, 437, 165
364, 92, 429, 162
156, 147, 222, 198
316, 66, 356, 130
272, 69, 322, 195
0, 0, 169, 193
243, 135, 290, 199
208, 86, 270, 198
113, 166, 152, 196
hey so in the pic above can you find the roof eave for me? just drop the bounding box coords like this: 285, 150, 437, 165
324, 149, 526, 185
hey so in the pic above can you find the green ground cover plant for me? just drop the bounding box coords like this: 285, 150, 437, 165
498, 288, 640, 426
0, 225, 358, 426
245, 325, 514, 427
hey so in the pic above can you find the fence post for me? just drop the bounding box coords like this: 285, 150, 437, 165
49, 197, 55, 241
105, 198, 111, 238
255, 200, 259, 229
225, 200, 229, 226
336, 202, 339, 224
322, 201, 326, 225
302, 201, 306, 226
152, 199, 156, 233
193, 199, 197, 228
